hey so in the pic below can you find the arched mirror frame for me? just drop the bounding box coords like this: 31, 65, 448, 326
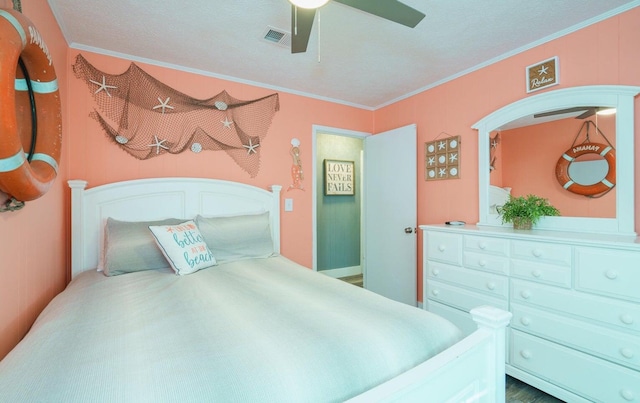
473, 85, 640, 237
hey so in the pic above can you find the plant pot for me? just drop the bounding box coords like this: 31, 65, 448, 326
513, 217, 532, 230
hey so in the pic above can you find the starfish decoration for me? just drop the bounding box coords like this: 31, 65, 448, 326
438, 141, 446, 150
148, 135, 169, 155
153, 97, 174, 114
221, 117, 234, 129
89, 76, 117, 97
243, 139, 260, 154
427, 156, 435, 166
449, 153, 458, 163
538, 65, 549, 75
438, 168, 447, 177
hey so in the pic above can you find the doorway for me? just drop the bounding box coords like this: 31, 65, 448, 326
312, 124, 418, 305
312, 127, 368, 280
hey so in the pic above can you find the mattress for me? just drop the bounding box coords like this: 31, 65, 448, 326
0, 257, 462, 402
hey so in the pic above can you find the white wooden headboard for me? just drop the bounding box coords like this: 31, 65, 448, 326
69, 178, 282, 279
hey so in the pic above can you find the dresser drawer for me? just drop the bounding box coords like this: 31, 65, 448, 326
426, 232, 461, 265
512, 279, 640, 333
511, 259, 571, 288
575, 247, 640, 303
512, 303, 640, 371
427, 279, 508, 313
427, 261, 508, 299
511, 240, 572, 267
463, 251, 509, 275
511, 330, 640, 403
463, 235, 508, 256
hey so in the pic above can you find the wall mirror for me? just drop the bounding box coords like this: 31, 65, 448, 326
473, 85, 639, 236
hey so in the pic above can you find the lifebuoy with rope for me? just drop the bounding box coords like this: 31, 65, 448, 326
555, 142, 615, 196
0, 8, 61, 203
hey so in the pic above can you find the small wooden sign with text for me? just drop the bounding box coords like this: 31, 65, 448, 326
526, 56, 559, 93
324, 160, 355, 195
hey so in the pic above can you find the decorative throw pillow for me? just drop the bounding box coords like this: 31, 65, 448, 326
103, 217, 185, 276
195, 212, 275, 264
148, 220, 217, 275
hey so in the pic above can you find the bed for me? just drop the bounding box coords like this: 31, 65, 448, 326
0, 177, 511, 402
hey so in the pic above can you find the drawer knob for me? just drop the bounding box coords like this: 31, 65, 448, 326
520, 350, 532, 359
479, 260, 487, 267
621, 314, 635, 325
532, 270, 542, 278
605, 270, 619, 280
478, 242, 487, 250
620, 348, 635, 359
432, 289, 440, 297
520, 290, 532, 299
532, 249, 543, 258
486, 282, 496, 290
438, 245, 446, 252
520, 317, 531, 326
432, 269, 440, 276
620, 389, 634, 401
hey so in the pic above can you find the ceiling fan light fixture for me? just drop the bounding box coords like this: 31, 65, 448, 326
596, 108, 616, 116
289, 0, 329, 9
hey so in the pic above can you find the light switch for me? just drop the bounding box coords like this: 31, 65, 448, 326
284, 198, 294, 212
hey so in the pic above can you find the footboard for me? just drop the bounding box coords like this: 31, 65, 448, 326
348, 306, 512, 403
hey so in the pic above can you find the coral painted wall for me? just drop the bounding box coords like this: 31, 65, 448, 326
65, 51, 374, 267
0, 0, 69, 359
1, 1, 638, 361
0, 1, 373, 360
499, 114, 616, 218
374, 7, 640, 301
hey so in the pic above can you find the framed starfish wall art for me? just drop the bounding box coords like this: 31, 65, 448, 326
526, 56, 559, 93
425, 135, 461, 181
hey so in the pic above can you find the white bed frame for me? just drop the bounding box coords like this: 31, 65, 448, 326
68, 177, 511, 402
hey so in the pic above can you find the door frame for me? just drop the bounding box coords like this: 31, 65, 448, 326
312, 125, 370, 272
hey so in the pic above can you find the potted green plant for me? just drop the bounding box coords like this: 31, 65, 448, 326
497, 194, 560, 230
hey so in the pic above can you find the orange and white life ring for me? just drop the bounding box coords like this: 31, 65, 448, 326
0, 9, 61, 201
555, 142, 615, 196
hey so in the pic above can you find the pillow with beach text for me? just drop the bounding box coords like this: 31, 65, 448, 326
148, 220, 217, 275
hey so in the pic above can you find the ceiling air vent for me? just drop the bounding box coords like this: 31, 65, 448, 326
262, 26, 291, 48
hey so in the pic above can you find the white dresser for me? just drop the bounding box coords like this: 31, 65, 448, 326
421, 224, 640, 403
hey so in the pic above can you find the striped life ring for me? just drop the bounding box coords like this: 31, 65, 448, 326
555, 142, 615, 196
0, 9, 61, 202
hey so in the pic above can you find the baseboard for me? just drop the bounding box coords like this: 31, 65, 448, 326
319, 265, 362, 278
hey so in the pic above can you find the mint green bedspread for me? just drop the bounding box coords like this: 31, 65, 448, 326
0, 257, 462, 402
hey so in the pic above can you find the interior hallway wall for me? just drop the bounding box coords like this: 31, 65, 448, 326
316, 134, 363, 273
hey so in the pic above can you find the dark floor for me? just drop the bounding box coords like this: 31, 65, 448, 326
506, 376, 564, 403
338, 274, 363, 287
337, 274, 564, 403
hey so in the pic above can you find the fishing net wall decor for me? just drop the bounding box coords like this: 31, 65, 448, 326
72, 54, 279, 177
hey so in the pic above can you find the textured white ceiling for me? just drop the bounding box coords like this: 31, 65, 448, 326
48, 0, 639, 109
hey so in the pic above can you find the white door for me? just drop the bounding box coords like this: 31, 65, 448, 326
363, 124, 417, 305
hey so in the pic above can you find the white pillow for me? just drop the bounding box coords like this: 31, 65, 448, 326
148, 220, 217, 275
102, 217, 185, 276
195, 212, 275, 264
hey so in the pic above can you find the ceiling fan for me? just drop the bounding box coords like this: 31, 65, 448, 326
289, 0, 426, 53
533, 106, 604, 120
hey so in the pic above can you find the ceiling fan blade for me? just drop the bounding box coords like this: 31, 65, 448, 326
291, 6, 316, 53
334, 0, 425, 28
533, 107, 596, 119
575, 108, 597, 119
